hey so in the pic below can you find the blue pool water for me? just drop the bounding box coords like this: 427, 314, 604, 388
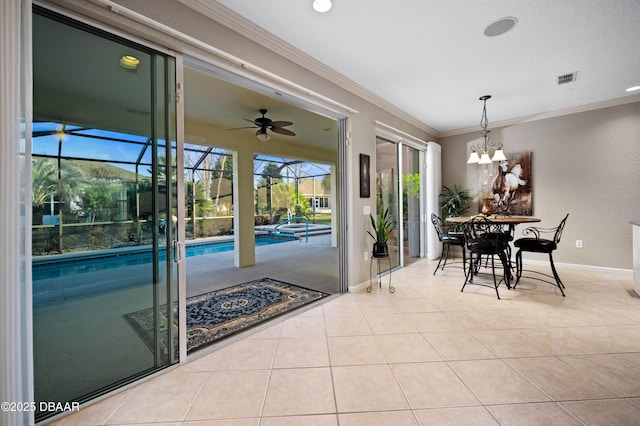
33, 236, 294, 281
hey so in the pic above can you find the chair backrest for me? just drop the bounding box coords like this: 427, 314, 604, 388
554, 213, 569, 244
462, 216, 510, 249
431, 213, 446, 238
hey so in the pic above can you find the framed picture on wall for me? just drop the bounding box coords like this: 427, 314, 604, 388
479, 151, 533, 215
359, 154, 370, 198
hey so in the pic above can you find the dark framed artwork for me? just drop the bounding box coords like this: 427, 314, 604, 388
359, 154, 371, 198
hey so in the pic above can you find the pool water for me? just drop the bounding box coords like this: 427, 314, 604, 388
33, 236, 293, 281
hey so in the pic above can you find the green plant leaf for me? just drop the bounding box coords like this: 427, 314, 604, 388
368, 206, 397, 243
439, 185, 473, 217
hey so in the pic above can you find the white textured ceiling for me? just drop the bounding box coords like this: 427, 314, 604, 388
214, 0, 640, 134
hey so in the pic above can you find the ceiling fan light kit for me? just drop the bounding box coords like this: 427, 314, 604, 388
256, 129, 271, 141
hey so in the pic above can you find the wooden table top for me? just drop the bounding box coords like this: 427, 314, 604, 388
445, 215, 541, 224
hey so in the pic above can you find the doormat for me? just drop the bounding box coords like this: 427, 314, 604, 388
124, 278, 329, 354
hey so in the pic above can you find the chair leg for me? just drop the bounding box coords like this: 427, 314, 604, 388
461, 245, 467, 276
461, 251, 474, 293
442, 243, 451, 269
515, 249, 523, 287
472, 253, 481, 274
499, 252, 511, 289
433, 243, 445, 275
490, 255, 500, 299
548, 252, 566, 296
505, 244, 514, 281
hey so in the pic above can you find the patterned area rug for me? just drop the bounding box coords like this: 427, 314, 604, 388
124, 278, 329, 354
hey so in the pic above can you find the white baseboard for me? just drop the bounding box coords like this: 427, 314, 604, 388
348, 259, 632, 293
349, 280, 371, 293
524, 259, 632, 276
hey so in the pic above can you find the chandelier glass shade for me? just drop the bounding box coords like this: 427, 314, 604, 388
467, 95, 506, 164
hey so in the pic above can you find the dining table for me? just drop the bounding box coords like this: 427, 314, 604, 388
445, 214, 541, 227
445, 214, 541, 282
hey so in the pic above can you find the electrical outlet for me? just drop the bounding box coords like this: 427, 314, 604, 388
576, 240, 583, 248
364, 251, 369, 261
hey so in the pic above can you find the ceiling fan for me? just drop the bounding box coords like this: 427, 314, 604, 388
229, 109, 295, 141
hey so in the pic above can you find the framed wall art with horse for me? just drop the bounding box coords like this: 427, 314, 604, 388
478, 151, 533, 216
491, 151, 532, 215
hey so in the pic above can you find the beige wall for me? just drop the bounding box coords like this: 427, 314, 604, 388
439, 102, 640, 270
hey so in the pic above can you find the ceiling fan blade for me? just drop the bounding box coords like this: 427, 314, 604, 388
271, 127, 296, 136
269, 121, 293, 127
242, 118, 260, 125
227, 126, 257, 131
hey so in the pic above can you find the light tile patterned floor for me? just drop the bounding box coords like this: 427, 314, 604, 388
50, 259, 640, 425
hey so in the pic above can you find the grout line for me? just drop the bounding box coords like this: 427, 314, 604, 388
181, 370, 213, 423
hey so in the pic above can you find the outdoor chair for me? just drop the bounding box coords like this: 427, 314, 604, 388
514, 213, 569, 296
461, 216, 511, 299
431, 213, 465, 275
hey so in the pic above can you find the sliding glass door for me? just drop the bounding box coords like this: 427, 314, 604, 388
402, 143, 422, 265
375, 138, 400, 271
32, 8, 178, 421
375, 136, 427, 271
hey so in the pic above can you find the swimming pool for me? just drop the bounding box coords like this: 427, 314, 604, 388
33, 235, 296, 281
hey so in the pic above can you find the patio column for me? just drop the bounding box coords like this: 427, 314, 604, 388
330, 164, 338, 247
233, 149, 256, 267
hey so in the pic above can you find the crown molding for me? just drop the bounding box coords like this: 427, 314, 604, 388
440, 94, 640, 138
177, 0, 438, 137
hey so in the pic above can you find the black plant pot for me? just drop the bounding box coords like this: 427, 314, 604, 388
372, 242, 389, 258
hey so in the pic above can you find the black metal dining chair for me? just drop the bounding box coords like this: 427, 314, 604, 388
431, 213, 466, 275
460, 216, 511, 299
514, 213, 569, 296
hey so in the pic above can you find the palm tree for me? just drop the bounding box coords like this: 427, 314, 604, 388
32, 158, 58, 207
32, 157, 86, 212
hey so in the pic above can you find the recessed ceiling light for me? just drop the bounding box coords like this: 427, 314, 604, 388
313, 0, 332, 13
484, 17, 518, 37
120, 55, 140, 70
626, 86, 640, 92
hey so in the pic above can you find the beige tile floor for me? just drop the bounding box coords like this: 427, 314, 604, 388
50, 258, 640, 425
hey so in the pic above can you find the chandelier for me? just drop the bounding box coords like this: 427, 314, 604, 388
467, 95, 506, 164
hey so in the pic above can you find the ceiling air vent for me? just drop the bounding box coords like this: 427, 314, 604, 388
557, 72, 577, 85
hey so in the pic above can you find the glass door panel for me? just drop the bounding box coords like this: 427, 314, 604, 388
32, 8, 177, 421
375, 138, 400, 271
402, 144, 422, 265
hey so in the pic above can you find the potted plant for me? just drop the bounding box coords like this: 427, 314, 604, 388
368, 207, 396, 257
439, 185, 473, 218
